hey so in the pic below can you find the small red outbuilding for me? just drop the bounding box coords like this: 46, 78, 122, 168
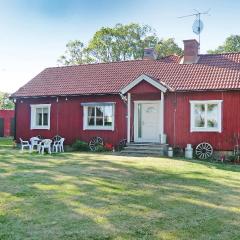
0, 110, 15, 137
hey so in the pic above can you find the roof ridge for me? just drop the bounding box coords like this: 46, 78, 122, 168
46, 52, 240, 70
47, 59, 159, 70
199, 52, 240, 56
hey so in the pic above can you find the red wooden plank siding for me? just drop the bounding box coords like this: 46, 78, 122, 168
129, 80, 162, 94
0, 110, 15, 137
164, 91, 240, 150
15, 89, 240, 150
15, 95, 127, 146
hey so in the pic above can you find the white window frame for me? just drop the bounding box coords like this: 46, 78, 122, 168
82, 102, 115, 131
190, 100, 223, 133
30, 104, 51, 130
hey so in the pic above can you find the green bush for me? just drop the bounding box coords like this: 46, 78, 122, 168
95, 144, 106, 152
72, 140, 89, 151
228, 155, 235, 162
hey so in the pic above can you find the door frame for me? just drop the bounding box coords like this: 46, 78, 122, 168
133, 100, 162, 143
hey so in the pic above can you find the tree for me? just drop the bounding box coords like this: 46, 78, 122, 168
58, 23, 183, 65
0, 92, 14, 110
155, 38, 183, 58
207, 35, 240, 54
87, 23, 159, 62
57, 40, 93, 66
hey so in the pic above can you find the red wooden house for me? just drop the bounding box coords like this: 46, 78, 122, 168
11, 39, 240, 151
0, 110, 15, 137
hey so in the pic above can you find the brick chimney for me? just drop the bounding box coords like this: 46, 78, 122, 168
182, 39, 199, 64
143, 48, 157, 60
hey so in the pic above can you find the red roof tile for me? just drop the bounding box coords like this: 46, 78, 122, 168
12, 53, 240, 97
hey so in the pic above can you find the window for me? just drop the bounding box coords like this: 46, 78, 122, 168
82, 103, 115, 130
190, 100, 222, 132
30, 104, 51, 130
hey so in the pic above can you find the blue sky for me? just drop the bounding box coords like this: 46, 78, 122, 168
1, 0, 240, 93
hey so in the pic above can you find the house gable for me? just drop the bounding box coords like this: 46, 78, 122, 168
121, 74, 168, 95
128, 80, 163, 94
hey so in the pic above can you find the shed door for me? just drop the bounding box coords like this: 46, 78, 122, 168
10, 118, 15, 136
0, 118, 4, 137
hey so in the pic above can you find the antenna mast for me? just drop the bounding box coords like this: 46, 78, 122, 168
178, 9, 210, 52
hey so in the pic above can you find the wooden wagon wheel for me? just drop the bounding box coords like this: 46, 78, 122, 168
89, 137, 103, 151
118, 139, 127, 151
195, 142, 213, 159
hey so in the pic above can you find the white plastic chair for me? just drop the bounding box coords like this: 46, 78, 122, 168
59, 138, 65, 152
52, 140, 59, 153
38, 139, 52, 154
52, 138, 65, 153
19, 138, 31, 151
30, 137, 40, 151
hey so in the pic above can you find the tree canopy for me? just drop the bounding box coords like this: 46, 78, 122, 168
0, 92, 14, 110
155, 38, 183, 58
207, 35, 240, 54
58, 23, 182, 65
57, 40, 91, 65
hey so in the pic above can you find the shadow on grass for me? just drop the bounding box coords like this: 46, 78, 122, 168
0, 148, 240, 239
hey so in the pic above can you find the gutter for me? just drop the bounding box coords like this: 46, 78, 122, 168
10, 92, 120, 100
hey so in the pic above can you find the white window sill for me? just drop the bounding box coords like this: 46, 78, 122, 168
191, 128, 221, 133
84, 127, 114, 131
31, 126, 50, 130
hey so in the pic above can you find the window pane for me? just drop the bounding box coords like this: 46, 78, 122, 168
96, 107, 104, 117
88, 117, 95, 126
36, 108, 42, 126
88, 107, 95, 117
194, 104, 205, 127
96, 117, 103, 126
207, 104, 218, 128
104, 106, 112, 117
104, 116, 112, 126
85, 104, 114, 128
104, 105, 113, 126
43, 108, 49, 126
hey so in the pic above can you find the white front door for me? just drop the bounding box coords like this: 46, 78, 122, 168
134, 101, 161, 142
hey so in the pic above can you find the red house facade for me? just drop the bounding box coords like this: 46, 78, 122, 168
0, 110, 15, 137
12, 39, 240, 151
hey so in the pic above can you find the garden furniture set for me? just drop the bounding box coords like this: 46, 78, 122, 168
19, 135, 65, 154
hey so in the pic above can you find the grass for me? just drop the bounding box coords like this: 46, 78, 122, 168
0, 137, 13, 147
0, 143, 240, 239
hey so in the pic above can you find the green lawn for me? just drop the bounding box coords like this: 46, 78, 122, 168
0, 137, 13, 147
0, 147, 240, 239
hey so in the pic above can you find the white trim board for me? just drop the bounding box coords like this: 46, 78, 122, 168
127, 93, 131, 143
121, 74, 167, 94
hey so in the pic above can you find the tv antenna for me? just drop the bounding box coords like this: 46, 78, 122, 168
178, 9, 210, 51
